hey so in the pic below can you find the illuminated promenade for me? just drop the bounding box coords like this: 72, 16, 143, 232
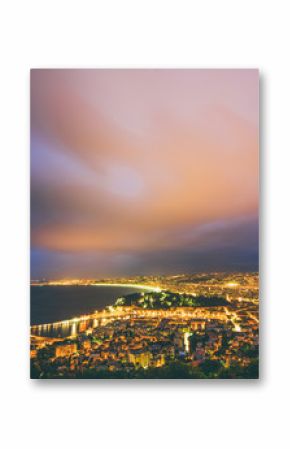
31, 281, 161, 292
92, 283, 161, 291
31, 305, 231, 339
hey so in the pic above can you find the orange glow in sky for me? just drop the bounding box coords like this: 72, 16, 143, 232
31, 69, 259, 278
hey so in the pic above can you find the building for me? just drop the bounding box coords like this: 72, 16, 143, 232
55, 342, 78, 358
128, 349, 151, 368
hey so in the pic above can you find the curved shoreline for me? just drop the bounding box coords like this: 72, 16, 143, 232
91, 283, 161, 292
32, 283, 161, 293
31, 284, 161, 329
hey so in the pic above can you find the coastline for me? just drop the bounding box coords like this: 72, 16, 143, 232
30, 284, 161, 329
91, 283, 161, 292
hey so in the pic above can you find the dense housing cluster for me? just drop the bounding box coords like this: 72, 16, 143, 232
31, 273, 259, 379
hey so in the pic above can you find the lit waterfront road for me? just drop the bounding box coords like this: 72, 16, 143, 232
92, 283, 162, 292
172, 283, 259, 291
30, 305, 230, 339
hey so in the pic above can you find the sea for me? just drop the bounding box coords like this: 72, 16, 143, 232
31, 285, 146, 326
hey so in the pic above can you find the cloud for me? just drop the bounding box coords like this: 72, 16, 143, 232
31, 69, 259, 276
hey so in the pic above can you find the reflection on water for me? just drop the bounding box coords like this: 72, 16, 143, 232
31, 316, 113, 338
31, 285, 147, 325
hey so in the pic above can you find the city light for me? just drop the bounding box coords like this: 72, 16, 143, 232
31, 273, 259, 379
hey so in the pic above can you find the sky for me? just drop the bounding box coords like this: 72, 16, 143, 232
31, 69, 259, 279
